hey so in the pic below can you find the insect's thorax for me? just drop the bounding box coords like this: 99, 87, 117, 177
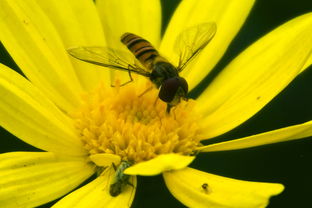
150, 57, 179, 88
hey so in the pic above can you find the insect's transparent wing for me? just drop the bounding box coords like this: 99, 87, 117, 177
174, 22, 217, 72
67, 46, 150, 77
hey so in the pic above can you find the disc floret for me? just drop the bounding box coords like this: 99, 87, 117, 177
73, 83, 203, 163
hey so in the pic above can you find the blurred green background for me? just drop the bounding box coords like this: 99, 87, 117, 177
1, 0, 312, 207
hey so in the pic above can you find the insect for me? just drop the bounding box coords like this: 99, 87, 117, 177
201, 183, 210, 194
109, 161, 133, 197
68, 23, 216, 113
202, 183, 208, 190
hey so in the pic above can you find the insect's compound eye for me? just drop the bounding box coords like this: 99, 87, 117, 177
159, 77, 188, 103
178, 77, 188, 97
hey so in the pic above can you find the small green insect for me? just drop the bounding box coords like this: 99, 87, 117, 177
109, 161, 133, 197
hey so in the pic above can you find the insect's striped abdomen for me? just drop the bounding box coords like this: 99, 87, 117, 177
121, 33, 159, 66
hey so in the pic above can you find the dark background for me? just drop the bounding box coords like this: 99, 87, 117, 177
1, 0, 312, 207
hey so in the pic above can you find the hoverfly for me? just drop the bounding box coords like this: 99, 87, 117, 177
68, 23, 216, 113
109, 161, 133, 197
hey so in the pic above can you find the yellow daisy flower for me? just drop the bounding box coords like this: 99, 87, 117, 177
0, 0, 312, 207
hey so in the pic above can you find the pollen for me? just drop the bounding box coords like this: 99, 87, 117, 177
72, 82, 203, 163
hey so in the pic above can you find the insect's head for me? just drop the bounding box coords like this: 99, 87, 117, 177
110, 183, 122, 197
159, 77, 188, 106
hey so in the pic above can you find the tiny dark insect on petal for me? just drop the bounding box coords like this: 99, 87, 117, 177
202, 183, 209, 189
201, 183, 210, 194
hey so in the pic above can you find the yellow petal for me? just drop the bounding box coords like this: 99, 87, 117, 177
89, 153, 121, 167
96, 0, 161, 49
95, 0, 161, 83
197, 13, 312, 139
124, 154, 195, 176
163, 167, 284, 208
0, 0, 82, 112
199, 120, 312, 152
35, 0, 110, 90
0, 152, 94, 208
52, 167, 136, 208
0, 64, 86, 156
301, 54, 312, 72
160, 0, 255, 90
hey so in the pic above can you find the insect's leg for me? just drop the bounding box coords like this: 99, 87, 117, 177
96, 166, 106, 176
112, 162, 117, 171
110, 67, 134, 87
138, 85, 153, 97
126, 180, 134, 187
120, 68, 134, 87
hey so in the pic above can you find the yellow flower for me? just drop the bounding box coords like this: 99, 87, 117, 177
0, 0, 312, 207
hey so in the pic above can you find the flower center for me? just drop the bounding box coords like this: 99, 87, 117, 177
72, 82, 203, 163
